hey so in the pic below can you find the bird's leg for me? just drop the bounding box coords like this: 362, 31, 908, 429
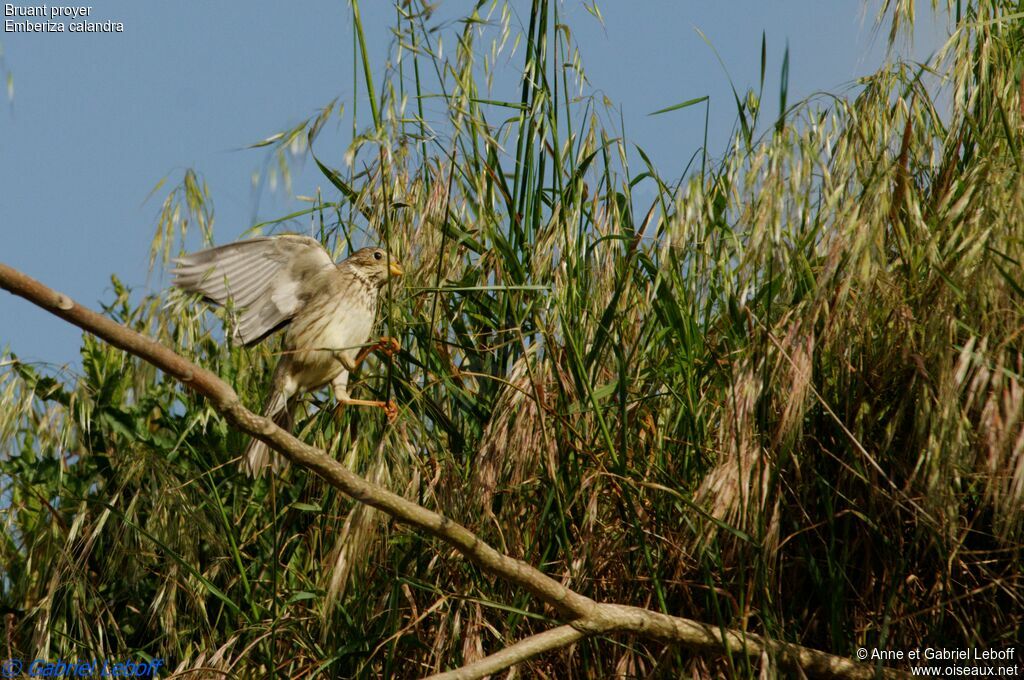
331, 371, 398, 422
352, 336, 401, 367
334, 397, 398, 422
330, 338, 399, 374
339, 397, 398, 421
329, 338, 401, 422
331, 371, 352, 419
332, 351, 358, 372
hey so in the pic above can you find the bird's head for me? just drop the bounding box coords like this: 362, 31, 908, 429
346, 247, 404, 286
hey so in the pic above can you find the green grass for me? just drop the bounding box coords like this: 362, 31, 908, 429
2, 1, 1023, 677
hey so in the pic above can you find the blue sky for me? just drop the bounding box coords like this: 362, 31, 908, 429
1, 1, 947, 367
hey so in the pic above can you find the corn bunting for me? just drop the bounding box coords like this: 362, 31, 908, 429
173, 235, 402, 476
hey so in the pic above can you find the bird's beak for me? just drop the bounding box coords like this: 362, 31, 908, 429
389, 261, 404, 278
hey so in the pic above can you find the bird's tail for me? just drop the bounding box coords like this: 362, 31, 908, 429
243, 390, 292, 477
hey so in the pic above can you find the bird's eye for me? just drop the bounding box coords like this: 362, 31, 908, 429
374, 251, 383, 260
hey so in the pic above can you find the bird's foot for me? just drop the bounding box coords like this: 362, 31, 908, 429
337, 398, 399, 423
352, 337, 401, 367
374, 336, 401, 358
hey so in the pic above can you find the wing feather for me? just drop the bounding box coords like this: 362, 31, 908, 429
173, 235, 335, 345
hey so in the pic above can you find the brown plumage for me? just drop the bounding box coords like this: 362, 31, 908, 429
172, 235, 402, 476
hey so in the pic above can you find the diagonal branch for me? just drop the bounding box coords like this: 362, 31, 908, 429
0, 261, 908, 680
424, 625, 586, 680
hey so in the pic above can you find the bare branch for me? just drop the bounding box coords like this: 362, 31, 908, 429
0, 261, 908, 679
424, 625, 586, 680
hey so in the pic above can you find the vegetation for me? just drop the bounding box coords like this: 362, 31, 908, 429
2, 1, 1022, 676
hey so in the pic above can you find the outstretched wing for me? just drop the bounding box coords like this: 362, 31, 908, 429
173, 235, 335, 345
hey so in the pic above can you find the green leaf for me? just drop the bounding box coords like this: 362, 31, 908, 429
648, 95, 709, 116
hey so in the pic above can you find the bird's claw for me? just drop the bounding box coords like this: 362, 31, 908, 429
375, 336, 401, 358
335, 398, 398, 422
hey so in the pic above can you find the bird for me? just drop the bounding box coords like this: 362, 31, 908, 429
172, 234, 403, 476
